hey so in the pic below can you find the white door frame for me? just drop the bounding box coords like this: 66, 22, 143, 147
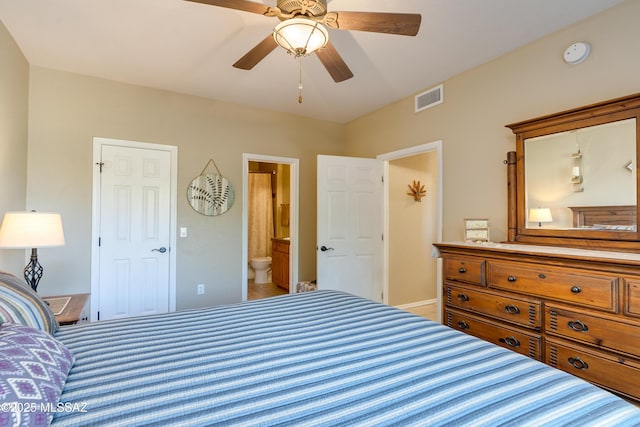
90, 137, 178, 321
377, 140, 443, 319
242, 153, 299, 300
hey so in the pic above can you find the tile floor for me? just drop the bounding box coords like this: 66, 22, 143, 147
247, 279, 288, 300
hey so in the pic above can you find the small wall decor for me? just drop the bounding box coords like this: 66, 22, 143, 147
407, 180, 427, 202
464, 218, 490, 242
570, 132, 584, 192
187, 158, 235, 216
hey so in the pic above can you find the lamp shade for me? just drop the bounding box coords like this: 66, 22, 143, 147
0, 212, 65, 248
273, 18, 329, 56
528, 208, 553, 224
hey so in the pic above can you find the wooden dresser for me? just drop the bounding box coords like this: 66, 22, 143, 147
435, 242, 640, 402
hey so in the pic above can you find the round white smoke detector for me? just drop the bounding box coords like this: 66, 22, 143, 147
563, 42, 591, 64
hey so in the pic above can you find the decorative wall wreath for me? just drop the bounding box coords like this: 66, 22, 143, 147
187, 159, 235, 216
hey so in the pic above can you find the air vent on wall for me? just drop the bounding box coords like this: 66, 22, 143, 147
415, 84, 443, 113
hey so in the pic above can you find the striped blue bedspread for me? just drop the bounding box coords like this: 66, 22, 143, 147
52, 290, 640, 426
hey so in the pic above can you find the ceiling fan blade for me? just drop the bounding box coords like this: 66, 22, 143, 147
326, 11, 421, 36
316, 41, 353, 83
184, 0, 273, 15
233, 35, 278, 70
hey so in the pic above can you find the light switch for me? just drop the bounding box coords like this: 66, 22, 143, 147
180, 227, 188, 238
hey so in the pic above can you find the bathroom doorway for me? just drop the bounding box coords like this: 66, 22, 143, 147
242, 154, 299, 301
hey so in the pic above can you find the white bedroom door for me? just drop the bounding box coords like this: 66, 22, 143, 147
97, 143, 172, 320
317, 155, 383, 302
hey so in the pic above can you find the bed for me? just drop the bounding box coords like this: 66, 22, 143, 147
2, 272, 640, 426
569, 205, 637, 230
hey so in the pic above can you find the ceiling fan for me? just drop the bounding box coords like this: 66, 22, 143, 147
185, 0, 421, 83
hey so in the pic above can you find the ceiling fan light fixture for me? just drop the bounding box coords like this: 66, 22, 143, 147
273, 17, 329, 57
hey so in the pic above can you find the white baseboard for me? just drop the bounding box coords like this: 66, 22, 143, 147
395, 298, 437, 309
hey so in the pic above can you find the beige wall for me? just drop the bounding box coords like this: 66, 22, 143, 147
25, 67, 346, 308
0, 21, 29, 273
346, 0, 640, 246
388, 152, 438, 305
6, 0, 640, 309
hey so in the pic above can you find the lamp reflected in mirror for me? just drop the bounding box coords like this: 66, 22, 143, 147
529, 207, 553, 228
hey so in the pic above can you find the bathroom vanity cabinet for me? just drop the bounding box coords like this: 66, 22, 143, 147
271, 238, 290, 291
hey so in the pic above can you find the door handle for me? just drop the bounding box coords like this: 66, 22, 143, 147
152, 247, 167, 253
320, 245, 334, 252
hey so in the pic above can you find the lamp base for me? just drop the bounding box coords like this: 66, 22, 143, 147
24, 248, 43, 292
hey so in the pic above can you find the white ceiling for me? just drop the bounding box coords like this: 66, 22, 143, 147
0, 0, 624, 123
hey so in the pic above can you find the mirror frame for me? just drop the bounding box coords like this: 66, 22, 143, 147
506, 93, 640, 251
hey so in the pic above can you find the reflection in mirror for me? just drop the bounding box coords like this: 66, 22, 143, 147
525, 118, 636, 230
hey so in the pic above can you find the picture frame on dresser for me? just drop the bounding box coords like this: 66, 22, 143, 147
464, 218, 490, 242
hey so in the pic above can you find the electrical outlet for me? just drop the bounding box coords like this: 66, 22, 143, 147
197, 284, 205, 295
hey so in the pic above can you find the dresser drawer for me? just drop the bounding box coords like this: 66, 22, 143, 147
446, 284, 541, 329
546, 338, 640, 401
546, 304, 640, 358
445, 308, 542, 360
488, 261, 617, 312
624, 278, 640, 319
444, 256, 485, 286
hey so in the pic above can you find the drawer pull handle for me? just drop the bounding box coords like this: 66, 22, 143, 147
507, 275, 517, 282
458, 267, 467, 273
499, 336, 520, 348
504, 305, 520, 315
457, 321, 469, 330
568, 320, 589, 332
457, 293, 470, 302
568, 357, 589, 370
570, 285, 582, 294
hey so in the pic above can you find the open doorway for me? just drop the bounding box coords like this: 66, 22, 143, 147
379, 141, 443, 322
242, 154, 299, 301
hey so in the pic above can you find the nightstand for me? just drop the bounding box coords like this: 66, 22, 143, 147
43, 293, 89, 326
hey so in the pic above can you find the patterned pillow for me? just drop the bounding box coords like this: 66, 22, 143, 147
0, 323, 74, 427
0, 271, 58, 334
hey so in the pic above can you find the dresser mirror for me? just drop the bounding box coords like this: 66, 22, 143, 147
506, 93, 640, 251
525, 118, 636, 229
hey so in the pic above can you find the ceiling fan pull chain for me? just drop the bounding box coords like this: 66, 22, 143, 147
298, 56, 303, 104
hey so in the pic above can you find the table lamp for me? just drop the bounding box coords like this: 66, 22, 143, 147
528, 207, 553, 228
0, 211, 65, 292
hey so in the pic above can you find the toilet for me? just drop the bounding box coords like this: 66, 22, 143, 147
250, 257, 272, 284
